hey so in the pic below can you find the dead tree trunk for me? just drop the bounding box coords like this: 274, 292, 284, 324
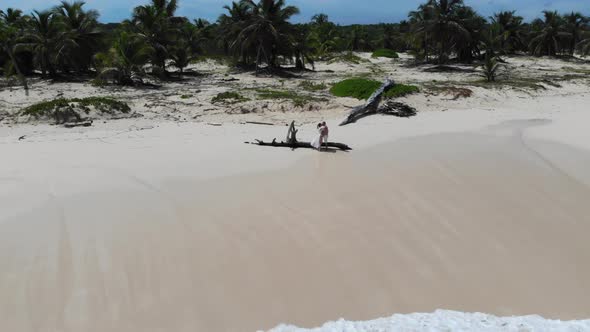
339, 79, 417, 125
249, 139, 351, 151
246, 121, 352, 151
339, 79, 396, 126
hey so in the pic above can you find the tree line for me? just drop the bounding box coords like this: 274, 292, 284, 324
1, 0, 589, 85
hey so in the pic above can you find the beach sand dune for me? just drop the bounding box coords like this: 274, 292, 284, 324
1, 119, 590, 331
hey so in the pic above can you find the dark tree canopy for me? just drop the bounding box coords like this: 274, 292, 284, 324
0, 0, 588, 85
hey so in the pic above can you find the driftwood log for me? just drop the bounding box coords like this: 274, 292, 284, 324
246, 121, 352, 151
63, 120, 93, 128
339, 79, 416, 126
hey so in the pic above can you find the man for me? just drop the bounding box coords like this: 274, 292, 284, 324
320, 122, 329, 149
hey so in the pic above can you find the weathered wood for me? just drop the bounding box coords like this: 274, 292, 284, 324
377, 101, 417, 117
247, 120, 352, 151
63, 120, 93, 128
247, 139, 352, 151
339, 79, 396, 126
243, 121, 274, 126
285, 120, 298, 144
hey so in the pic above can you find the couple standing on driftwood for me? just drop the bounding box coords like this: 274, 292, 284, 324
311, 122, 329, 150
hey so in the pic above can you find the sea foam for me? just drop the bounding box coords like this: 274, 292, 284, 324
267, 310, 590, 332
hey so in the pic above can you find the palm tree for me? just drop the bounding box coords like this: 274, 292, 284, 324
454, 6, 485, 63
409, 3, 434, 61
169, 39, 195, 74
96, 31, 153, 85
480, 22, 504, 59
192, 18, 214, 53
0, 18, 28, 93
491, 11, 524, 54
53, 1, 102, 72
1, 8, 26, 27
528, 11, 568, 56
131, 0, 179, 74
379, 24, 400, 50
410, 0, 472, 64
218, 1, 252, 59
309, 27, 339, 59
347, 25, 370, 51
234, 0, 300, 70
308, 13, 340, 58
291, 24, 315, 70
481, 53, 500, 82
21, 10, 69, 77
311, 13, 329, 26
564, 12, 588, 55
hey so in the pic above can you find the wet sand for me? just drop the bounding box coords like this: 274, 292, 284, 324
1, 119, 590, 331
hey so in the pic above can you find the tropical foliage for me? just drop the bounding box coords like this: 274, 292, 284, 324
0, 0, 589, 88
481, 54, 501, 82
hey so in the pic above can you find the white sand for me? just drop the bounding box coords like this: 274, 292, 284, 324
1, 55, 590, 331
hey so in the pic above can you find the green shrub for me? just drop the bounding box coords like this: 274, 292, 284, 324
383, 84, 420, 98
330, 78, 419, 100
180, 94, 192, 99
211, 91, 249, 104
330, 78, 382, 100
371, 49, 400, 59
21, 97, 130, 117
256, 89, 327, 107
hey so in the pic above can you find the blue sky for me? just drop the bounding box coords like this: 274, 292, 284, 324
3, 0, 589, 24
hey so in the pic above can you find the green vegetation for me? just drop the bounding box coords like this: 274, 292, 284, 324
383, 84, 420, 98
1, 0, 590, 95
330, 78, 419, 100
211, 91, 249, 104
481, 55, 501, 82
256, 89, 326, 107
371, 49, 399, 59
22, 97, 130, 116
21, 97, 131, 123
180, 94, 192, 99
330, 78, 382, 100
298, 80, 327, 91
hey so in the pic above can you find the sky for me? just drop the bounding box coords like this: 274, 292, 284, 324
2, 0, 589, 24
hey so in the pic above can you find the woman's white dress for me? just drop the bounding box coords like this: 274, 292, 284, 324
311, 127, 323, 149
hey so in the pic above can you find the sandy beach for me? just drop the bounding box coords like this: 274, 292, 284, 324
2, 78, 590, 331
2, 0, 590, 327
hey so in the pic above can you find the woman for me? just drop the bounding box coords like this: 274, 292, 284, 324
311, 122, 324, 150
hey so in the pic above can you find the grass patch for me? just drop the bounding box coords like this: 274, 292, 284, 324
211, 91, 249, 104
180, 94, 192, 99
383, 84, 420, 98
330, 78, 419, 100
21, 97, 130, 117
330, 78, 382, 100
298, 81, 327, 92
371, 49, 400, 59
256, 89, 326, 107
